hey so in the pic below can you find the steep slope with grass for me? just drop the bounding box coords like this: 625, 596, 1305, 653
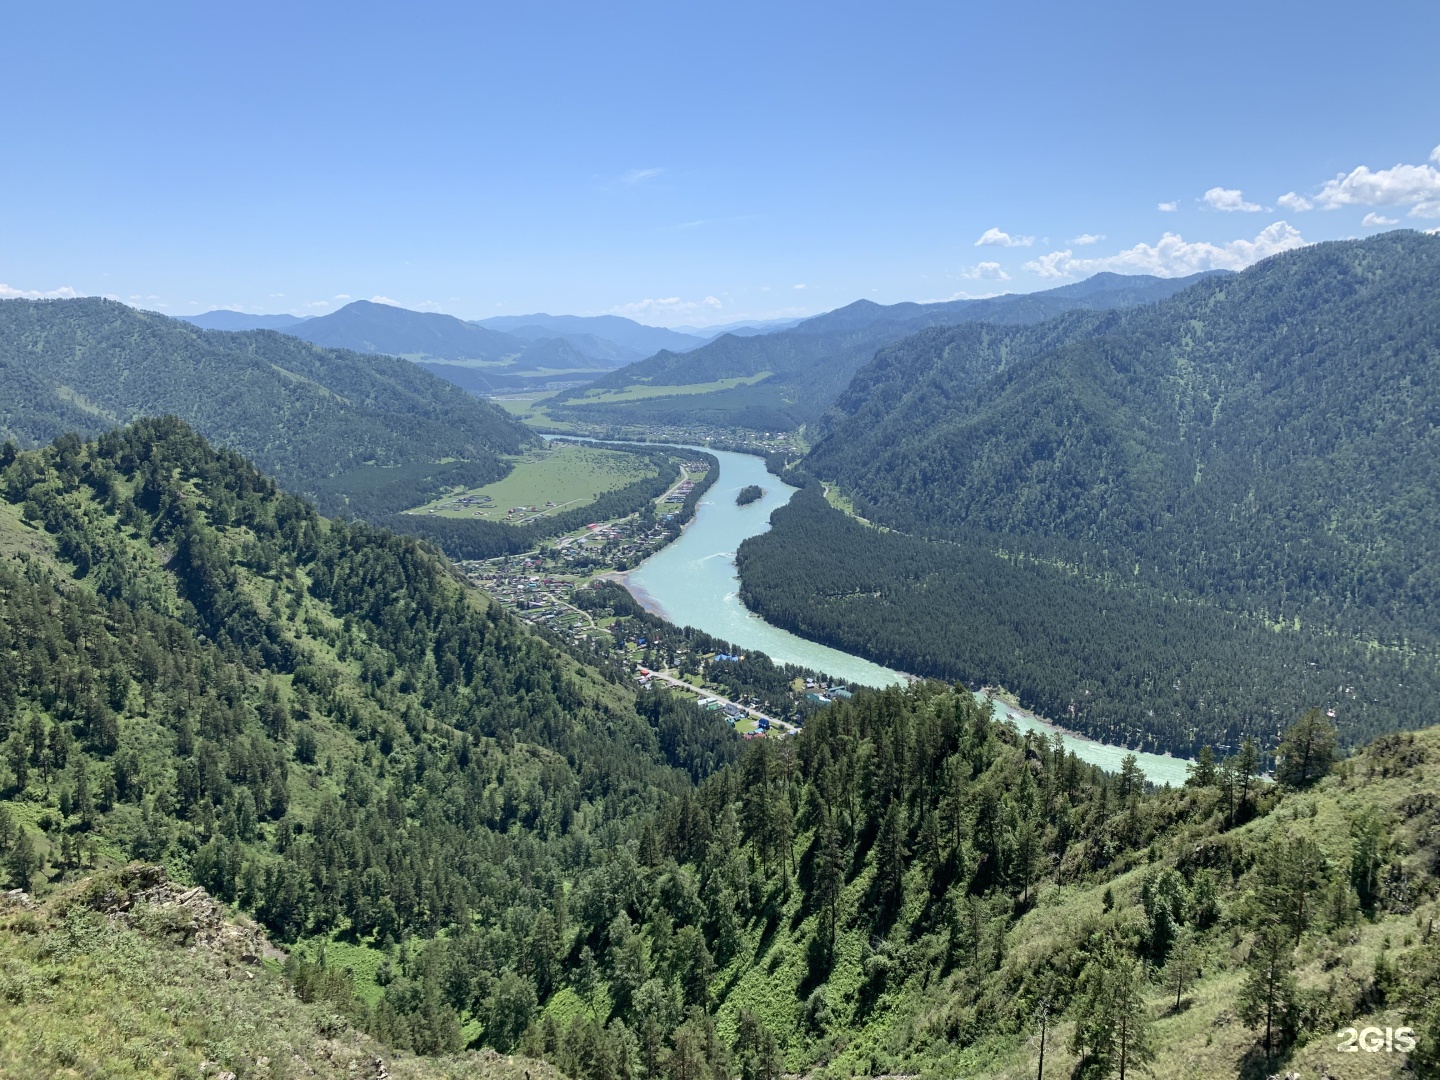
0, 418, 735, 1051
0, 865, 563, 1080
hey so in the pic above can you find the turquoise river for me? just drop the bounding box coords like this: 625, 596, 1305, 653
587, 441, 1192, 786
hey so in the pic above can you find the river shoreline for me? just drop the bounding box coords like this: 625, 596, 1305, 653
553, 435, 1193, 785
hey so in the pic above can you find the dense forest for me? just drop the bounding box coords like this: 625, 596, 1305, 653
5, 422, 1440, 1078
546, 273, 1214, 431
736, 485, 1440, 756
805, 232, 1440, 648
0, 297, 535, 518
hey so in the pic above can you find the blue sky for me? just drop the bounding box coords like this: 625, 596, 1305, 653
2, 1, 1438, 327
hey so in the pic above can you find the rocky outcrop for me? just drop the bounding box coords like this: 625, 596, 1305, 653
77, 862, 285, 964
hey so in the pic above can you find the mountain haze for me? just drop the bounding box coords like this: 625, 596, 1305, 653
290, 300, 533, 362
475, 312, 708, 356
177, 310, 313, 331
547, 272, 1220, 430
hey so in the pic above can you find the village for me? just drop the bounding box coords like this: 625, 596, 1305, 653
454, 456, 858, 736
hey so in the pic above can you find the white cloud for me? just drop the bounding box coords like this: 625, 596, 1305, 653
921, 290, 1006, 302
333, 293, 351, 300
975, 227, 1035, 247
961, 261, 1011, 281
793, 283, 806, 290
1158, 201, 1179, 212
1203, 187, 1264, 212
1362, 212, 1399, 227
620, 167, 663, 185
610, 295, 724, 324
1023, 221, 1309, 280
1069, 233, 1105, 246
1312, 151, 1440, 218
369, 295, 401, 306
1277, 191, 1313, 212
0, 283, 79, 299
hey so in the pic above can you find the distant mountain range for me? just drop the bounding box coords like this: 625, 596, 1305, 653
672, 317, 807, 337
0, 297, 533, 517
177, 311, 313, 331
172, 303, 803, 397
546, 272, 1222, 430
473, 313, 708, 356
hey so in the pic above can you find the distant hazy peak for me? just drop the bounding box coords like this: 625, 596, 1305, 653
177, 310, 313, 331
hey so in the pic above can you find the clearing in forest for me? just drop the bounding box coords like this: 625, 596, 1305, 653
405, 443, 657, 520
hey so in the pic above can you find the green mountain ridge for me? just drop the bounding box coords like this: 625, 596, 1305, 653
0, 297, 536, 517
805, 231, 1440, 644
730, 231, 1440, 759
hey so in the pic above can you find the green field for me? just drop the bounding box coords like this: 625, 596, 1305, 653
405, 443, 658, 520
490, 392, 581, 430
566, 371, 772, 405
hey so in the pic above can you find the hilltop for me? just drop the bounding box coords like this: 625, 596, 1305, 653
288, 303, 668, 393
0, 297, 534, 517
0, 864, 562, 1080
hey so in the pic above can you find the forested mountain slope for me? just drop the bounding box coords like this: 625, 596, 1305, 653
0, 297, 535, 517
546, 272, 1215, 431
806, 231, 1440, 645
737, 484, 1440, 755
0, 418, 735, 1045
6, 422, 1440, 1078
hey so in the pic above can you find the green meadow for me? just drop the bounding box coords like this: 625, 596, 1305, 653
567, 371, 773, 405
406, 442, 658, 520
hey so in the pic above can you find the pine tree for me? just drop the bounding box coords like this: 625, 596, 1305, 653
1237, 925, 1297, 1065
1276, 709, 1339, 787
874, 800, 907, 920
1165, 930, 1200, 1012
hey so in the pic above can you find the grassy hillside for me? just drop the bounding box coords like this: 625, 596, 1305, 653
0, 865, 563, 1080
0, 297, 536, 517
